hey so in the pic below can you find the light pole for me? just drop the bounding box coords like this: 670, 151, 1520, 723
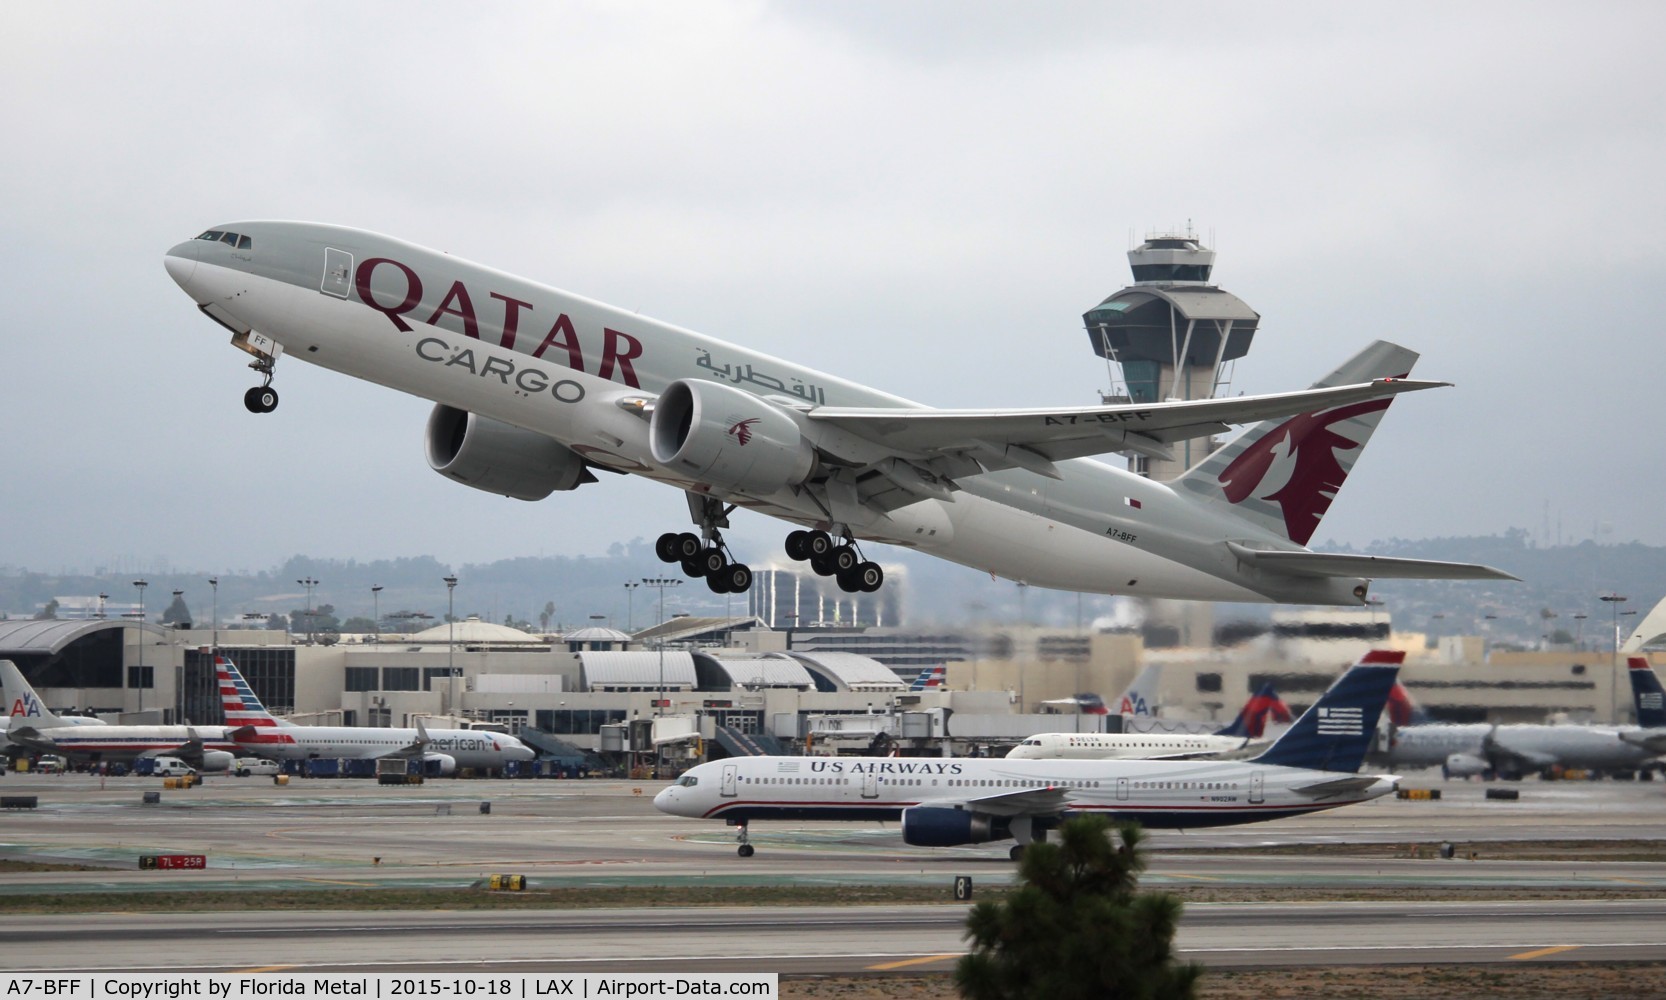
97, 592, 108, 619
444, 575, 459, 678
296, 577, 319, 643
1601, 594, 1628, 723
643, 577, 681, 717
132, 579, 147, 712
208, 577, 218, 659
623, 581, 639, 633
371, 585, 383, 644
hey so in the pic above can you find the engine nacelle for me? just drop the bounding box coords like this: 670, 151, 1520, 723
425, 404, 596, 501
901, 806, 1004, 847
649, 379, 815, 494
199, 750, 235, 773
1444, 752, 1491, 777
420, 752, 458, 776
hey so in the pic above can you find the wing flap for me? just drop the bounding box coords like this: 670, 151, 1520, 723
953, 785, 1073, 816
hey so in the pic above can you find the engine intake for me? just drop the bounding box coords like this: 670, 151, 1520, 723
649, 379, 815, 494
901, 805, 1004, 847
425, 405, 596, 501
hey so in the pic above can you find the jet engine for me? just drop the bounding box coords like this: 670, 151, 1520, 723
649, 380, 816, 495
901, 806, 1006, 847
425, 405, 596, 501
199, 750, 235, 772
1443, 752, 1491, 778
419, 752, 458, 776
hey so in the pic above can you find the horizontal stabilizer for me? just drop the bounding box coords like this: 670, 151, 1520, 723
1291, 775, 1387, 800
1226, 543, 1519, 581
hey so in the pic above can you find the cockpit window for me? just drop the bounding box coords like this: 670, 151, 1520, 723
197, 231, 224, 242
677, 775, 699, 787
237, 235, 252, 250
195, 230, 253, 250
219, 232, 239, 246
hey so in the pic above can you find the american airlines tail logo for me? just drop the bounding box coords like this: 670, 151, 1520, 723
1315, 705, 1364, 735
727, 418, 761, 446
1217, 399, 1391, 545
9, 693, 47, 719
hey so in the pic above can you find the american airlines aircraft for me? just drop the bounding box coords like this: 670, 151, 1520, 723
1008, 681, 1292, 760
655, 652, 1402, 858
163, 224, 1513, 603
2, 660, 236, 771
216, 656, 534, 773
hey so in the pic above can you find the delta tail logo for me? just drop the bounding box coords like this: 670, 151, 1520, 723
1217, 399, 1392, 546
727, 418, 761, 446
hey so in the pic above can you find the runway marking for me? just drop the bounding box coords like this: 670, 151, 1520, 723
234, 966, 299, 973
1162, 873, 1222, 882
1510, 945, 1582, 961
297, 876, 380, 887
866, 954, 962, 970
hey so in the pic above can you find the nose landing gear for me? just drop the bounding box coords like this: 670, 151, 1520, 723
243, 355, 279, 413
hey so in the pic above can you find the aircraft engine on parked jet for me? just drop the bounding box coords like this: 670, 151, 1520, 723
425, 404, 597, 501
1443, 752, 1491, 778
649, 380, 816, 495
420, 752, 458, 776
900, 805, 1006, 847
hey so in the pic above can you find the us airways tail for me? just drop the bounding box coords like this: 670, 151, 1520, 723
1252, 650, 1404, 773
1629, 657, 1666, 729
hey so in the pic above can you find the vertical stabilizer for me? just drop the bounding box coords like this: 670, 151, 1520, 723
1215, 682, 1292, 739
2, 660, 67, 730
1252, 650, 1403, 772
1630, 658, 1666, 729
216, 655, 281, 728
1174, 341, 1418, 545
1114, 664, 1162, 717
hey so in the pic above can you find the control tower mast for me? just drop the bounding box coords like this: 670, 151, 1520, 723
1081, 228, 1261, 482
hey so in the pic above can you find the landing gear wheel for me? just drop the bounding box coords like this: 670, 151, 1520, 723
1009, 844, 1025, 862
698, 547, 728, 577
810, 552, 836, 577
707, 571, 732, 594
785, 530, 811, 561
738, 843, 755, 858
805, 531, 834, 559
830, 545, 860, 574
244, 386, 278, 413
723, 563, 753, 593
852, 561, 884, 593
655, 532, 681, 563
674, 533, 703, 560
682, 555, 709, 578
736, 823, 753, 858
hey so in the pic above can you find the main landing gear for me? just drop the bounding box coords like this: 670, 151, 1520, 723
785, 529, 883, 594
243, 355, 279, 413
655, 495, 757, 595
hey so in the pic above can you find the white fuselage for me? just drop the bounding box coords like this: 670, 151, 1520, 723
653, 754, 1396, 831
1007, 732, 1251, 760
235, 724, 533, 768
8, 724, 238, 764
1387, 722, 1659, 771
164, 223, 1363, 604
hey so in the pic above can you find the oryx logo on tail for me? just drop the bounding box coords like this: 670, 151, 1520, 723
1215, 399, 1391, 546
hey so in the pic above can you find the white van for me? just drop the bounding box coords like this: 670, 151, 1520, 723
234, 757, 280, 777
150, 757, 197, 778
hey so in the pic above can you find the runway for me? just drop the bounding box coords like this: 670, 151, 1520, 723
2, 771, 1664, 972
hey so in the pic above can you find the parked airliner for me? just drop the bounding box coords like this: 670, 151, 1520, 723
655, 652, 1402, 858
164, 224, 1513, 603
1008, 681, 1291, 760
216, 656, 534, 773
2, 660, 236, 770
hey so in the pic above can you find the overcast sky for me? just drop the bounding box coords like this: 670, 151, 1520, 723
3, 2, 1663, 579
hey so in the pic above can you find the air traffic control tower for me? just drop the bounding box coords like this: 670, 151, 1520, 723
1082, 230, 1260, 482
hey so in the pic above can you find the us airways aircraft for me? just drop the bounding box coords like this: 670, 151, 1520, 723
655, 652, 1401, 858
1008, 681, 1292, 760
164, 223, 1514, 603
216, 656, 534, 772
2, 660, 236, 770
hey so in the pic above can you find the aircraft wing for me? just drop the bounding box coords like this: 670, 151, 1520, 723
1290, 775, 1388, 800
365, 718, 431, 761
1225, 544, 1519, 582
807, 378, 1447, 477
949, 785, 1073, 817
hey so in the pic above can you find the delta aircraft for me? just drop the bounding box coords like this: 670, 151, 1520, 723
655, 652, 1403, 858
216, 656, 534, 773
164, 224, 1514, 604
2, 660, 237, 771
1008, 682, 1292, 760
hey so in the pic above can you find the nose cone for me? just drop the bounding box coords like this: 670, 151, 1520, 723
164, 240, 201, 299
653, 786, 678, 814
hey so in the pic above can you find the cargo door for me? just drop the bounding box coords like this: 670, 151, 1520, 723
862, 771, 879, 799
721, 763, 738, 798
1116, 777, 1129, 801
1249, 770, 1264, 805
